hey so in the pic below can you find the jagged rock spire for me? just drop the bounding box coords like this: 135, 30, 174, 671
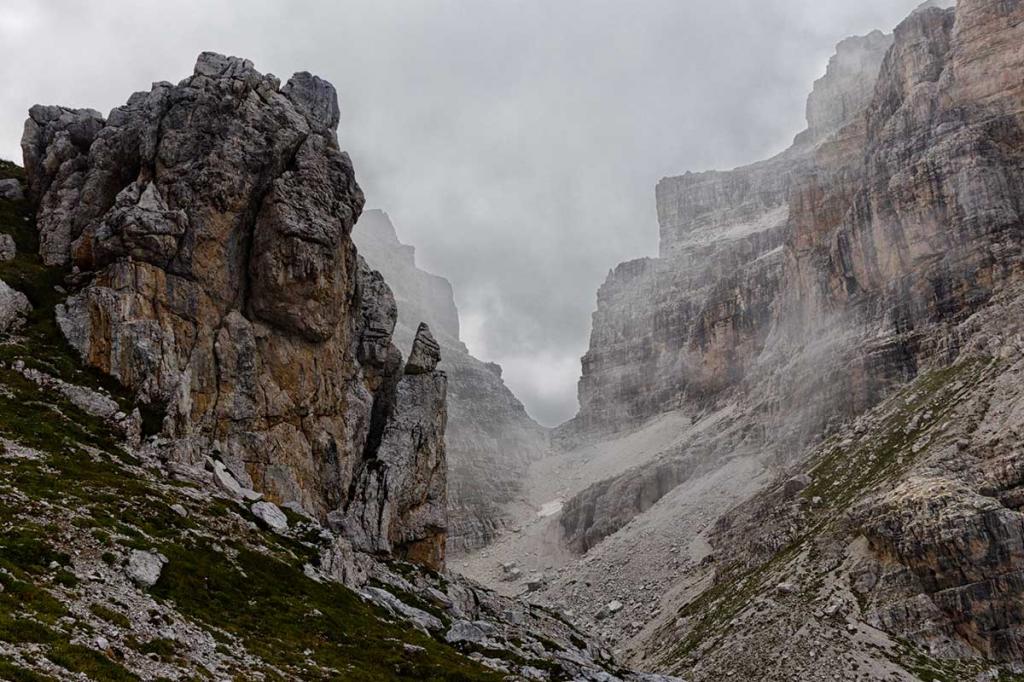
405, 322, 441, 375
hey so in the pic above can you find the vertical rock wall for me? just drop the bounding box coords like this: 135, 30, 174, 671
354, 209, 549, 554
23, 53, 450, 569
559, 0, 1024, 557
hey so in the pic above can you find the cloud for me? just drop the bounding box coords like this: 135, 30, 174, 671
0, 0, 926, 426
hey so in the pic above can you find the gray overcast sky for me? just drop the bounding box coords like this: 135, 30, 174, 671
0, 0, 925, 426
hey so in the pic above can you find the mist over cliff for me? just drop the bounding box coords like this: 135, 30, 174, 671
0, 0, 938, 428
2, 1, 1024, 681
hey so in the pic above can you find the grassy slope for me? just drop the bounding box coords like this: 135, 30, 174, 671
0, 161, 502, 681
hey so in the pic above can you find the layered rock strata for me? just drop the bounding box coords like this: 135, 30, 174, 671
558, 0, 1024, 554
354, 209, 549, 553
514, 1, 1024, 676
23, 53, 449, 569
561, 24, 899, 443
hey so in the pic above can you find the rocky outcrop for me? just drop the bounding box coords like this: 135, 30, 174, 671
561, 19, 897, 444
546, 0, 1024, 677
354, 209, 549, 553
341, 323, 449, 570
802, 30, 894, 145
561, 453, 704, 553
637, 289, 1024, 678
23, 53, 449, 568
0, 278, 31, 334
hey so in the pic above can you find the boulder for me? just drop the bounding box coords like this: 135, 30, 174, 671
362, 586, 443, 633
596, 600, 624, 620
0, 234, 15, 262
0, 178, 23, 201
783, 474, 812, 498
127, 549, 167, 588
0, 279, 31, 335
445, 619, 498, 646
251, 501, 288, 533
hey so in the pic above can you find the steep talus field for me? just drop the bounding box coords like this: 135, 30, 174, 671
0, 58, 675, 681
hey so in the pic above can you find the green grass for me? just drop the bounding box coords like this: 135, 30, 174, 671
46, 641, 139, 681
89, 603, 132, 629
0, 658, 55, 682
151, 541, 502, 680
801, 358, 990, 511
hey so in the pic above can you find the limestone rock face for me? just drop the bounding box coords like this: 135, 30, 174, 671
353, 209, 549, 553
0, 278, 31, 335
405, 323, 441, 375
547, 0, 1024, 675
803, 30, 894, 144
24, 52, 449, 568
557, 0, 1024, 539
561, 21, 896, 445
343, 364, 449, 570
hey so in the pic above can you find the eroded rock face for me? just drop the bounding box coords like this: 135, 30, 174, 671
557, 0, 1024, 549
561, 21, 897, 445
802, 30, 894, 145
0, 278, 31, 335
353, 209, 549, 553
342, 360, 449, 570
550, 0, 1024, 675
24, 52, 449, 568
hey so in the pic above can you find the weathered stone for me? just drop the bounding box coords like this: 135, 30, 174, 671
24, 53, 450, 569
362, 586, 443, 632
0, 234, 15, 262
127, 549, 167, 588
281, 71, 341, 133
405, 323, 441, 375
595, 600, 625, 622
0, 279, 31, 335
445, 619, 498, 645
318, 535, 368, 588
783, 474, 812, 498
211, 461, 246, 499
0, 179, 22, 201
251, 501, 288, 533
343, 366, 449, 570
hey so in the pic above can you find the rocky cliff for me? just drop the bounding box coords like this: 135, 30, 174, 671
0, 57, 679, 681
560, 20, 897, 443
354, 209, 549, 553
21, 53, 449, 569
468, 1, 1024, 678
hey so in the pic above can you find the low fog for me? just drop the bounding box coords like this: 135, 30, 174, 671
0, 0, 926, 426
